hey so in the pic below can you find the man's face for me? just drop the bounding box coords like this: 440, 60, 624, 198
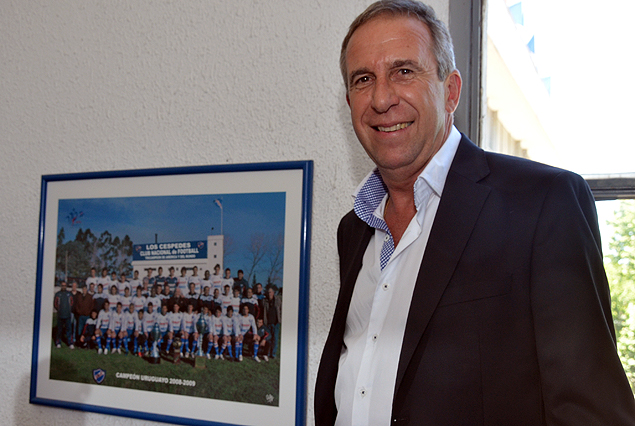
345, 16, 460, 180
60, 282, 67, 291
238, 271, 244, 279
267, 288, 274, 299
82, 286, 87, 295
225, 269, 231, 278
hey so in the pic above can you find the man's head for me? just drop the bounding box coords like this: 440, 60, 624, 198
237, 270, 244, 279
204, 269, 210, 279
214, 264, 221, 274
158, 266, 163, 275
81, 284, 87, 294
97, 283, 103, 293
267, 288, 275, 299
340, 0, 461, 179
90, 267, 96, 277
224, 268, 231, 278
340, 0, 456, 91
60, 281, 67, 291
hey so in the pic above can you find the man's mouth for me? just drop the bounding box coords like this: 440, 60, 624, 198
375, 122, 413, 132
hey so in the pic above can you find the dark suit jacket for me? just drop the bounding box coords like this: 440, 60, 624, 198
315, 135, 635, 425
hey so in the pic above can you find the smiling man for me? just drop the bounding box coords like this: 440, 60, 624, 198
315, 1, 635, 425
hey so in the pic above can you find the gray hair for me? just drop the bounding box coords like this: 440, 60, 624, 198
340, 0, 456, 90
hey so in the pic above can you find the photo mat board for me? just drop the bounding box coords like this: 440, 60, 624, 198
30, 161, 313, 426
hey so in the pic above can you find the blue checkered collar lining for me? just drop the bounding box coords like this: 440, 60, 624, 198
352, 126, 462, 233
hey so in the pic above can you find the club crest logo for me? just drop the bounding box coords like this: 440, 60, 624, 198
92, 368, 106, 384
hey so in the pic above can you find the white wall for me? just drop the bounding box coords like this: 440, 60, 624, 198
0, 1, 447, 424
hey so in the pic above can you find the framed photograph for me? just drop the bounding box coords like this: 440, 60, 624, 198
30, 161, 313, 426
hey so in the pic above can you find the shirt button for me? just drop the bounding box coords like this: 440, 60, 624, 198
382, 283, 390, 291
372, 334, 378, 342
384, 235, 390, 242
360, 388, 367, 397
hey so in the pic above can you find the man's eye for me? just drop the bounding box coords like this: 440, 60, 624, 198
398, 69, 412, 75
352, 76, 372, 87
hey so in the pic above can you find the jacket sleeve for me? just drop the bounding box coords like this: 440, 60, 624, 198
530, 171, 635, 425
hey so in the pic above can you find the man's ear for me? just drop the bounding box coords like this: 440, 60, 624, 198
444, 70, 462, 114
346, 92, 351, 107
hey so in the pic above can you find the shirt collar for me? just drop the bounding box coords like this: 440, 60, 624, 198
353, 126, 462, 226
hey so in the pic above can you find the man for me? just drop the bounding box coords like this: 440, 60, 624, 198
97, 267, 111, 294
315, 1, 635, 426
74, 284, 94, 344
85, 267, 98, 292
94, 300, 111, 354
166, 302, 183, 355
106, 302, 124, 354
117, 273, 131, 296
166, 266, 178, 293
122, 303, 137, 354
180, 303, 198, 357
129, 269, 142, 292
222, 306, 238, 361
233, 269, 248, 294
263, 287, 281, 358
54, 281, 74, 349
211, 264, 223, 295
141, 302, 157, 355
93, 283, 107, 312
237, 304, 260, 362
130, 286, 146, 313
206, 306, 225, 359
155, 266, 166, 288
78, 310, 98, 349
256, 318, 270, 362
189, 265, 202, 295
156, 305, 170, 353
176, 266, 189, 296
241, 287, 259, 318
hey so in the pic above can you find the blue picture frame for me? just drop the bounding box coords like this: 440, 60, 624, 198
30, 160, 313, 426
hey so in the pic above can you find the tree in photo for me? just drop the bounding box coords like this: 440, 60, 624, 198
605, 199, 635, 390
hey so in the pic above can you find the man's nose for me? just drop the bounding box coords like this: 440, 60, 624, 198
371, 77, 399, 113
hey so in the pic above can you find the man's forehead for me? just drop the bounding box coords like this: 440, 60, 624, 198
346, 15, 434, 72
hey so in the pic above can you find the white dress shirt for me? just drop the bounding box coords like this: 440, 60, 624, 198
334, 127, 461, 426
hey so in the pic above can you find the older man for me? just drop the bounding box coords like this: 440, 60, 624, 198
315, 1, 635, 425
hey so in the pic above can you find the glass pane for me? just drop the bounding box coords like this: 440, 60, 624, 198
484, 0, 635, 175
598, 199, 635, 390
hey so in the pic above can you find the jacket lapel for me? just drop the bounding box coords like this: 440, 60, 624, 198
394, 136, 492, 392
